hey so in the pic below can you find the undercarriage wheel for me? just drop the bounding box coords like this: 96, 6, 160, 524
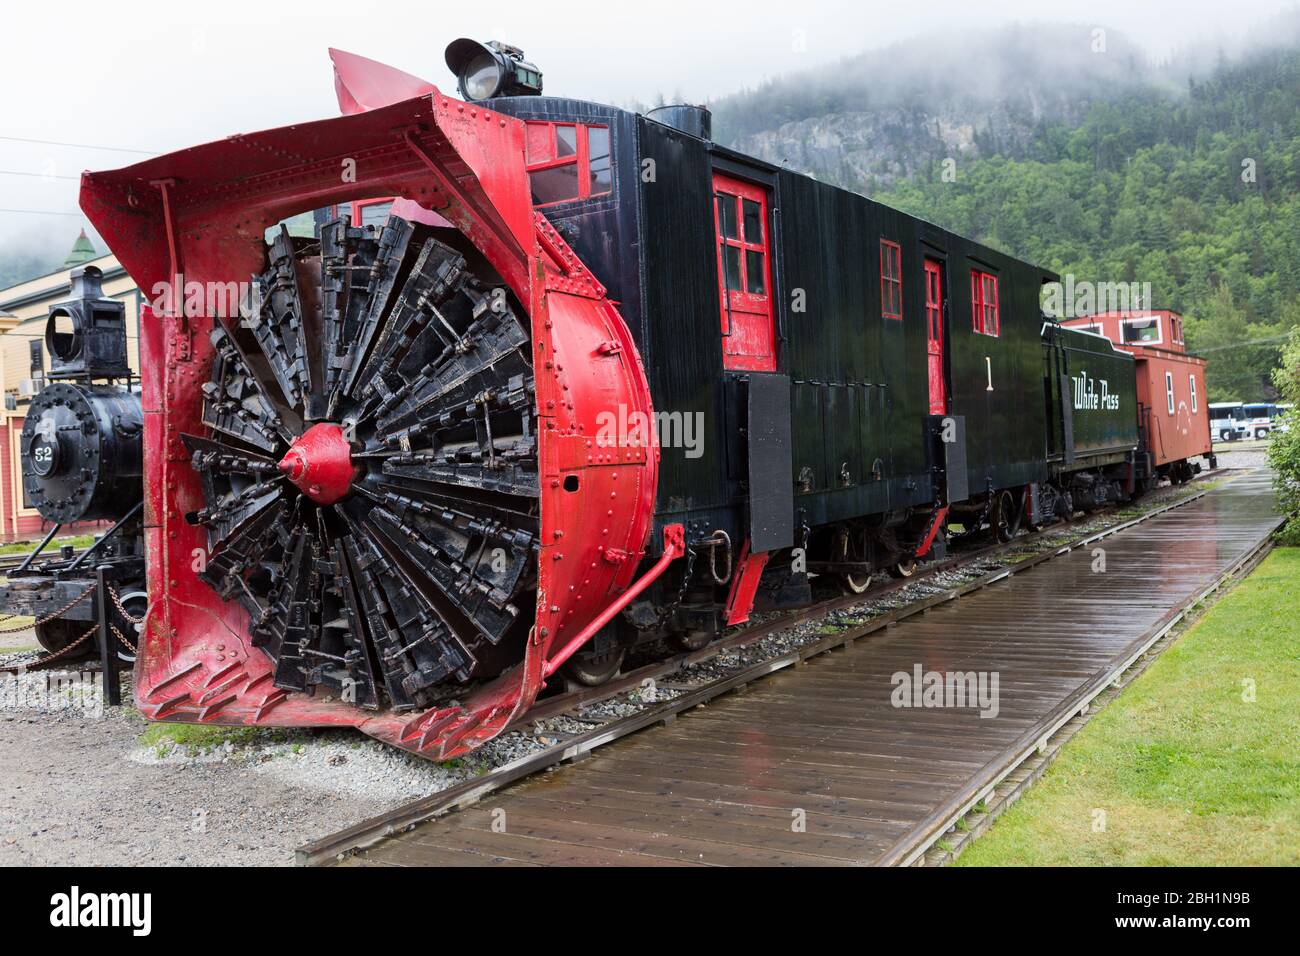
992, 489, 1022, 543
669, 629, 713, 653
559, 645, 626, 690
34, 618, 96, 659
834, 528, 872, 595
111, 590, 148, 662
889, 557, 917, 578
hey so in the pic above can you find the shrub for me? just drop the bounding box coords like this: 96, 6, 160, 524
1268, 329, 1300, 543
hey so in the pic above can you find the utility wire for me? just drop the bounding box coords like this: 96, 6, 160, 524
0, 135, 155, 155
1188, 333, 1294, 355
0, 208, 85, 217
0, 169, 80, 181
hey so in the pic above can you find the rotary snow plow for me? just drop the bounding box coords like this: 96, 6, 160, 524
79, 87, 666, 759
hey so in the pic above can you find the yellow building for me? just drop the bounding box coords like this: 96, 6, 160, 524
0, 233, 142, 539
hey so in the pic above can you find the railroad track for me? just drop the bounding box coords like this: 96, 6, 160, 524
296, 471, 1236, 866
0, 546, 89, 574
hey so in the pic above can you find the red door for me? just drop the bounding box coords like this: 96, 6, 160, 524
712, 173, 776, 372
924, 259, 946, 415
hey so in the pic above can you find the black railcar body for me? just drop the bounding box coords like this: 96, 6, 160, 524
479, 94, 1113, 665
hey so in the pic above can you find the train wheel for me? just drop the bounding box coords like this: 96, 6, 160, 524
889, 557, 917, 579
34, 619, 95, 659
834, 529, 872, 595
559, 645, 625, 689
670, 629, 713, 653
993, 489, 1022, 543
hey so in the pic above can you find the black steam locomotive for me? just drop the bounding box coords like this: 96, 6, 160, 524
0, 266, 146, 656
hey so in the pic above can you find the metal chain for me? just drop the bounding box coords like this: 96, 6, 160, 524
111, 623, 137, 653
0, 623, 98, 675
0, 582, 98, 634
107, 586, 145, 626
656, 545, 697, 629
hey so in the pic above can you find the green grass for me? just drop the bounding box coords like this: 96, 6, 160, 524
0, 533, 96, 557
139, 722, 284, 757
956, 547, 1300, 867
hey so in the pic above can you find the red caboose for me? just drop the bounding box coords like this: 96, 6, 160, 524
1063, 310, 1213, 485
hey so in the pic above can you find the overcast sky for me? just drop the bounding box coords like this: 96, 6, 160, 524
2, 0, 1297, 256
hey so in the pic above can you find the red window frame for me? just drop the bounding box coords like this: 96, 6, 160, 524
970, 269, 1000, 336
880, 239, 902, 320
524, 121, 611, 208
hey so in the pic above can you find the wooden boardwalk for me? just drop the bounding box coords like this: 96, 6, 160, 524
344, 472, 1280, 866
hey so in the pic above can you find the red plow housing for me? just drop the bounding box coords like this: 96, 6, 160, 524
80, 89, 662, 758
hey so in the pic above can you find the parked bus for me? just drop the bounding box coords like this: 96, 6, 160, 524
1242, 402, 1290, 439
1209, 402, 1248, 442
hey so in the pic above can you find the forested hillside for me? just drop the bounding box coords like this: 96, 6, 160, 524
712, 23, 1300, 401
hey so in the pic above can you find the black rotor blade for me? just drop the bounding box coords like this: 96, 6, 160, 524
335, 216, 416, 409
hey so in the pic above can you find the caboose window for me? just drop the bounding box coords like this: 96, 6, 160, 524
1122, 316, 1162, 345
1190, 374, 1198, 413
524, 122, 613, 207
1166, 371, 1175, 414
880, 240, 902, 320
971, 270, 999, 336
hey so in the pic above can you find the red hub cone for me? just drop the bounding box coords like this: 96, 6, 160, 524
278, 422, 355, 505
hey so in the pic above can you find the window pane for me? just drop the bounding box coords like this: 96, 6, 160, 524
526, 123, 553, 164
1123, 319, 1160, 343
589, 156, 612, 195
588, 127, 611, 195
743, 199, 763, 243
556, 125, 577, 157
716, 194, 738, 239
360, 200, 393, 229
530, 163, 579, 205
722, 245, 742, 290
588, 126, 609, 163
745, 250, 766, 294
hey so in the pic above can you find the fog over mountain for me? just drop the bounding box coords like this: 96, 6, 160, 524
708, 13, 1300, 192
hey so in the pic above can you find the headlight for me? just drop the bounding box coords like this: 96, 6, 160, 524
462, 51, 504, 100
445, 38, 543, 102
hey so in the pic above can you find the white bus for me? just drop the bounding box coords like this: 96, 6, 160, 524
1242, 402, 1291, 439
1209, 402, 1248, 442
